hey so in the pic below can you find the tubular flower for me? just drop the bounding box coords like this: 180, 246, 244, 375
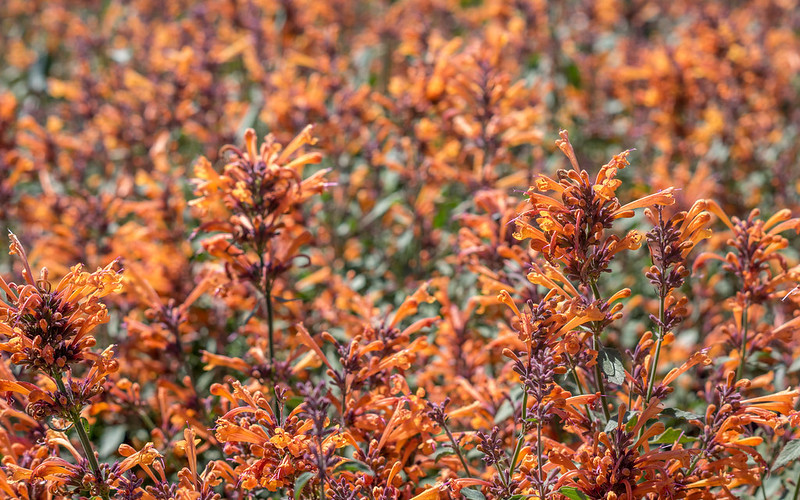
115, 442, 162, 475
695, 208, 800, 305
685, 372, 798, 495
555, 402, 691, 499
190, 125, 330, 382
190, 126, 329, 286
0, 233, 123, 373
212, 381, 346, 491
513, 130, 674, 283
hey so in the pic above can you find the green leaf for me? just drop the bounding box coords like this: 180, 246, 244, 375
600, 347, 626, 385
604, 410, 637, 433
661, 408, 704, 422
494, 400, 514, 424
625, 413, 639, 433
773, 440, 800, 470
461, 488, 486, 500
430, 447, 454, 463
98, 425, 127, 458
651, 427, 699, 445
361, 192, 402, 227
494, 385, 523, 424
559, 486, 588, 500
564, 62, 582, 88
294, 472, 315, 500
333, 458, 373, 475
81, 417, 91, 434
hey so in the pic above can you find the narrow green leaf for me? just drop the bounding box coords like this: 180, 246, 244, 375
651, 427, 699, 445
559, 486, 588, 500
333, 458, 373, 475
361, 192, 402, 227
294, 471, 315, 500
564, 62, 582, 88
430, 447, 454, 462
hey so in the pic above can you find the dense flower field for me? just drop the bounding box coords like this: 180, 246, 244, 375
1, 1, 800, 498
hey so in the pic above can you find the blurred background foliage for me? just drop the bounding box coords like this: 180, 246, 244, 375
1, 0, 800, 497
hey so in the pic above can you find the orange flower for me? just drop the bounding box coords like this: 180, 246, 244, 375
515, 130, 674, 284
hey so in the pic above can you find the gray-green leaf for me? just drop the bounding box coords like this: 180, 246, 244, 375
600, 347, 626, 385
461, 487, 486, 500
773, 440, 800, 470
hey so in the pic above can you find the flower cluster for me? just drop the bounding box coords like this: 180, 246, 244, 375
1, 0, 800, 499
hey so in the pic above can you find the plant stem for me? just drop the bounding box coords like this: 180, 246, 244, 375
508, 390, 528, 482
55, 377, 109, 500
565, 352, 594, 425
442, 424, 473, 479
536, 420, 544, 498
265, 282, 275, 366
589, 280, 611, 422
793, 471, 800, 500
340, 383, 348, 429
736, 299, 749, 380
592, 334, 611, 422
317, 442, 326, 500
645, 294, 666, 403
263, 281, 281, 418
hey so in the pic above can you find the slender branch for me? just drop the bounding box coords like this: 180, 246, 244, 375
565, 352, 594, 425
536, 420, 544, 498
645, 294, 666, 403
589, 280, 611, 422
442, 424, 473, 479
592, 334, 611, 422
339, 382, 348, 429
55, 376, 109, 500
736, 298, 749, 380
508, 390, 529, 480
262, 279, 281, 418
317, 438, 326, 500
265, 282, 275, 365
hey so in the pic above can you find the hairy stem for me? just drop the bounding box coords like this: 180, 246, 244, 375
589, 280, 611, 422
55, 376, 109, 500
266, 282, 275, 367
565, 352, 594, 425
736, 299, 749, 380
645, 294, 666, 403
508, 390, 529, 483
263, 281, 281, 418
317, 440, 326, 500
442, 424, 473, 479
537, 420, 544, 498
